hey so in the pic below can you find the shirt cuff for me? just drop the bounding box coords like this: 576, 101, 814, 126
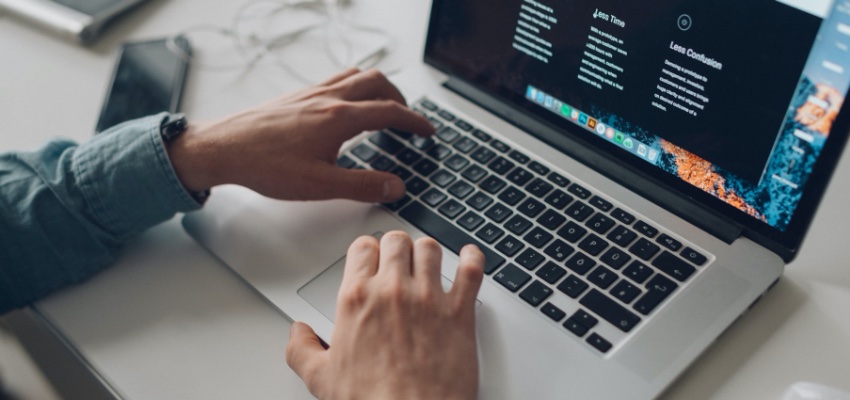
73, 113, 203, 240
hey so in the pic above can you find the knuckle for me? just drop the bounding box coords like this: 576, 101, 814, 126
339, 281, 370, 309
416, 236, 442, 253
349, 235, 379, 255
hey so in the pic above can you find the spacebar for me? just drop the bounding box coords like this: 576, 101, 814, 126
399, 201, 505, 274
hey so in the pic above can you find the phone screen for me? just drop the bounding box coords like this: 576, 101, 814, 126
96, 36, 191, 133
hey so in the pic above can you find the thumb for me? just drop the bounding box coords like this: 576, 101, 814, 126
286, 322, 329, 393
315, 166, 406, 203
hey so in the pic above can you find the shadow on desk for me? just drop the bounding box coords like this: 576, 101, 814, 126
661, 278, 806, 400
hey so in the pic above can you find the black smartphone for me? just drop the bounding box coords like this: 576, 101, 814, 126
95, 36, 191, 133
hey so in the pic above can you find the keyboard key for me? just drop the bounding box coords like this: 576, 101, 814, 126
383, 195, 410, 211
475, 223, 505, 244
544, 189, 573, 210
586, 333, 613, 353
656, 233, 683, 251
527, 178, 554, 198
536, 261, 567, 284
557, 221, 587, 243
410, 136, 436, 151
557, 275, 589, 298
437, 109, 456, 121
547, 172, 570, 187
544, 240, 574, 262
494, 264, 531, 292
567, 183, 592, 199
427, 144, 453, 161
388, 127, 414, 139
455, 119, 473, 131
480, 175, 507, 193
681, 247, 707, 266
495, 235, 525, 257
413, 158, 439, 177
580, 289, 641, 332
406, 177, 430, 195
585, 213, 615, 234
498, 186, 526, 206
528, 161, 550, 176
419, 99, 438, 111
398, 202, 505, 274
611, 280, 642, 304
587, 266, 618, 289
396, 148, 422, 165
565, 201, 594, 222
628, 238, 660, 260
472, 129, 492, 142
634, 220, 659, 238
652, 251, 696, 282
452, 137, 478, 153
537, 209, 566, 230
516, 248, 545, 270
611, 208, 636, 225
578, 234, 609, 256
351, 143, 378, 162
520, 280, 553, 306
505, 215, 533, 235
466, 191, 494, 211
461, 164, 488, 182
541, 302, 566, 321
606, 226, 637, 247
448, 180, 475, 199
370, 155, 395, 171
517, 198, 545, 218
507, 168, 533, 186
508, 150, 530, 164
634, 274, 678, 315
564, 309, 598, 337
623, 261, 653, 284
600, 247, 631, 270
488, 157, 515, 175
437, 199, 466, 219
565, 253, 596, 275
588, 196, 613, 212
484, 202, 513, 223
523, 227, 553, 248
470, 146, 496, 164
336, 154, 356, 168
458, 211, 484, 231
369, 131, 405, 154
421, 189, 447, 207
443, 154, 470, 171
436, 126, 461, 143
490, 139, 510, 153
390, 166, 412, 181
430, 170, 456, 187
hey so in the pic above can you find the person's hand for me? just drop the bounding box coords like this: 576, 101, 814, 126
286, 231, 485, 400
166, 68, 434, 202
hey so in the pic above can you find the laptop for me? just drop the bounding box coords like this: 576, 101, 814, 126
183, 0, 850, 398
0, 0, 146, 43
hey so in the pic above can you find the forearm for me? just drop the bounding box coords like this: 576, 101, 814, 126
0, 114, 202, 314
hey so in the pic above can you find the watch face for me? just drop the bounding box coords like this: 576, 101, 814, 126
161, 114, 188, 141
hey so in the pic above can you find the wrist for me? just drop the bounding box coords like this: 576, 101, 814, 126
165, 121, 220, 193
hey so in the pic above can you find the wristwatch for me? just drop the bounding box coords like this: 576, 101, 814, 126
159, 113, 210, 204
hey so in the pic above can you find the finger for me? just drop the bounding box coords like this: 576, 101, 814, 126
285, 322, 329, 395
318, 67, 362, 87
340, 235, 380, 291
449, 244, 485, 307
377, 231, 414, 282
307, 165, 406, 202
331, 68, 407, 105
327, 100, 434, 143
412, 237, 444, 291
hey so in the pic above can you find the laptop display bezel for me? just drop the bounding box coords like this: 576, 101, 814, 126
422, 0, 850, 262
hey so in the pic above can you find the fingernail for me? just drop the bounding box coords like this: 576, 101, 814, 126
383, 179, 404, 201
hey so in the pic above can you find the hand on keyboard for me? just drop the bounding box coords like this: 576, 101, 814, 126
286, 231, 484, 400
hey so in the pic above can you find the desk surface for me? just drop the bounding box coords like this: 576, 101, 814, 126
2, 1, 850, 399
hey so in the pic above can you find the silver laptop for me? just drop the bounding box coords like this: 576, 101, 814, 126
0, 0, 145, 43
184, 0, 850, 398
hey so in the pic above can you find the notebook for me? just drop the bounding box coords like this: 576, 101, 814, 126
0, 0, 146, 43
183, 0, 850, 398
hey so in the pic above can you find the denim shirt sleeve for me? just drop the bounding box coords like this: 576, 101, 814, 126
0, 114, 203, 314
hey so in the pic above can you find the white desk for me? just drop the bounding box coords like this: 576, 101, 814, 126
2, 1, 849, 399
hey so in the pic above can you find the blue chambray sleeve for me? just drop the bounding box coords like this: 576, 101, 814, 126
0, 114, 202, 314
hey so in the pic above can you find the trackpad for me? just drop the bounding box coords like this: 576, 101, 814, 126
298, 253, 480, 324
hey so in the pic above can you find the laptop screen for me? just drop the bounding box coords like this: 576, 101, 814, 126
425, 0, 850, 252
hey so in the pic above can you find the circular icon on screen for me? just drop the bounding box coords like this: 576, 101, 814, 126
677, 14, 692, 31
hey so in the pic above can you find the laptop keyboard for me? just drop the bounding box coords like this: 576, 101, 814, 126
337, 98, 712, 355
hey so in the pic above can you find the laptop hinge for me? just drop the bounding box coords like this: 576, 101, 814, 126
443, 77, 744, 244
